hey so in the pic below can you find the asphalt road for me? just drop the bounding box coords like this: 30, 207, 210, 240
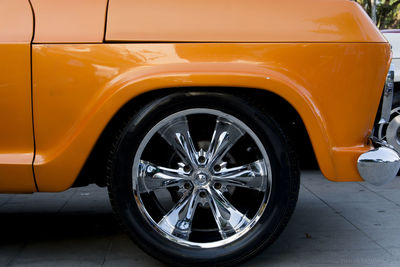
1, 171, 400, 266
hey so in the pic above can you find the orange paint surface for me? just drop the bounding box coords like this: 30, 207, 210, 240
0, 0, 33, 43
31, 0, 108, 43
0, 44, 35, 192
0, 0, 392, 192
0, 0, 35, 192
106, 0, 385, 43
32, 43, 390, 192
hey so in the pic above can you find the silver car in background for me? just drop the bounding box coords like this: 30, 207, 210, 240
377, 30, 400, 154
383, 30, 400, 83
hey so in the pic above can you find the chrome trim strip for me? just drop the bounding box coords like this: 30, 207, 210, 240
379, 63, 395, 124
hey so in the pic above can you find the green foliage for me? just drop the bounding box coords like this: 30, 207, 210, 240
355, 0, 400, 29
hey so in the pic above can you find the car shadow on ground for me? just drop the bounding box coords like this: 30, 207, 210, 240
0, 212, 121, 245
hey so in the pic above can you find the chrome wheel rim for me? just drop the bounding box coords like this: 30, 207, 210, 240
132, 108, 272, 248
378, 107, 400, 153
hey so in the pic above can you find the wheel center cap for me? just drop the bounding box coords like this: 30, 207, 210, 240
194, 173, 209, 185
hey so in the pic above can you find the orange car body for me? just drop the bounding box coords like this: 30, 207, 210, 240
0, 0, 391, 192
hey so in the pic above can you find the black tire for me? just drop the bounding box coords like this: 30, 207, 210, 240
107, 91, 300, 266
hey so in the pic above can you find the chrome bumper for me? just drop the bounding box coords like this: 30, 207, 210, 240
357, 63, 400, 186
358, 147, 400, 186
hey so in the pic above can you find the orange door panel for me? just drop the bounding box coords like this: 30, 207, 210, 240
0, 0, 35, 192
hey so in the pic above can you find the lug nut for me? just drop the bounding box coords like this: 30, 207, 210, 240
183, 165, 191, 172
213, 164, 221, 172
214, 183, 222, 189
198, 156, 206, 164
184, 182, 191, 189
199, 191, 206, 198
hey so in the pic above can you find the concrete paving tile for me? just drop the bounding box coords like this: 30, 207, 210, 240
103, 259, 165, 267
267, 229, 380, 254
246, 252, 301, 267
0, 194, 14, 207
302, 183, 384, 206
369, 191, 400, 207
104, 234, 162, 266
58, 186, 112, 214
286, 207, 354, 233
360, 178, 400, 192
293, 248, 395, 266
0, 191, 75, 214
386, 247, 400, 258
0, 244, 24, 266
9, 236, 111, 266
327, 201, 400, 230
267, 211, 355, 254
11, 261, 102, 267
300, 263, 400, 267
359, 180, 400, 206
285, 189, 355, 233
360, 228, 400, 248
267, 187, 362, 254
301, 172, 362, 191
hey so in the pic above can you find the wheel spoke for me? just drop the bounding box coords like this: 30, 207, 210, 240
158, 188, 200, 240
214, 160, 267, 192
206, 187, 250, 239
137, 160, 186, 193
134, 110, 273, 246
206, 117, 245, 167
158, 116, 198, 167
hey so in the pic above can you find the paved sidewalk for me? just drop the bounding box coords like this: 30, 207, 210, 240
1, 171, 400, 266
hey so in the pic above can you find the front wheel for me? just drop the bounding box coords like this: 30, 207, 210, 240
107, 92, 299, 266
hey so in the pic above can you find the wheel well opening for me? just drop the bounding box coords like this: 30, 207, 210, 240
73, 87, 318, 187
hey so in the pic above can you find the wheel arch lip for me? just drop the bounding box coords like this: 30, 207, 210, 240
35, 65, 334, 191
105, 64, 334, 173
